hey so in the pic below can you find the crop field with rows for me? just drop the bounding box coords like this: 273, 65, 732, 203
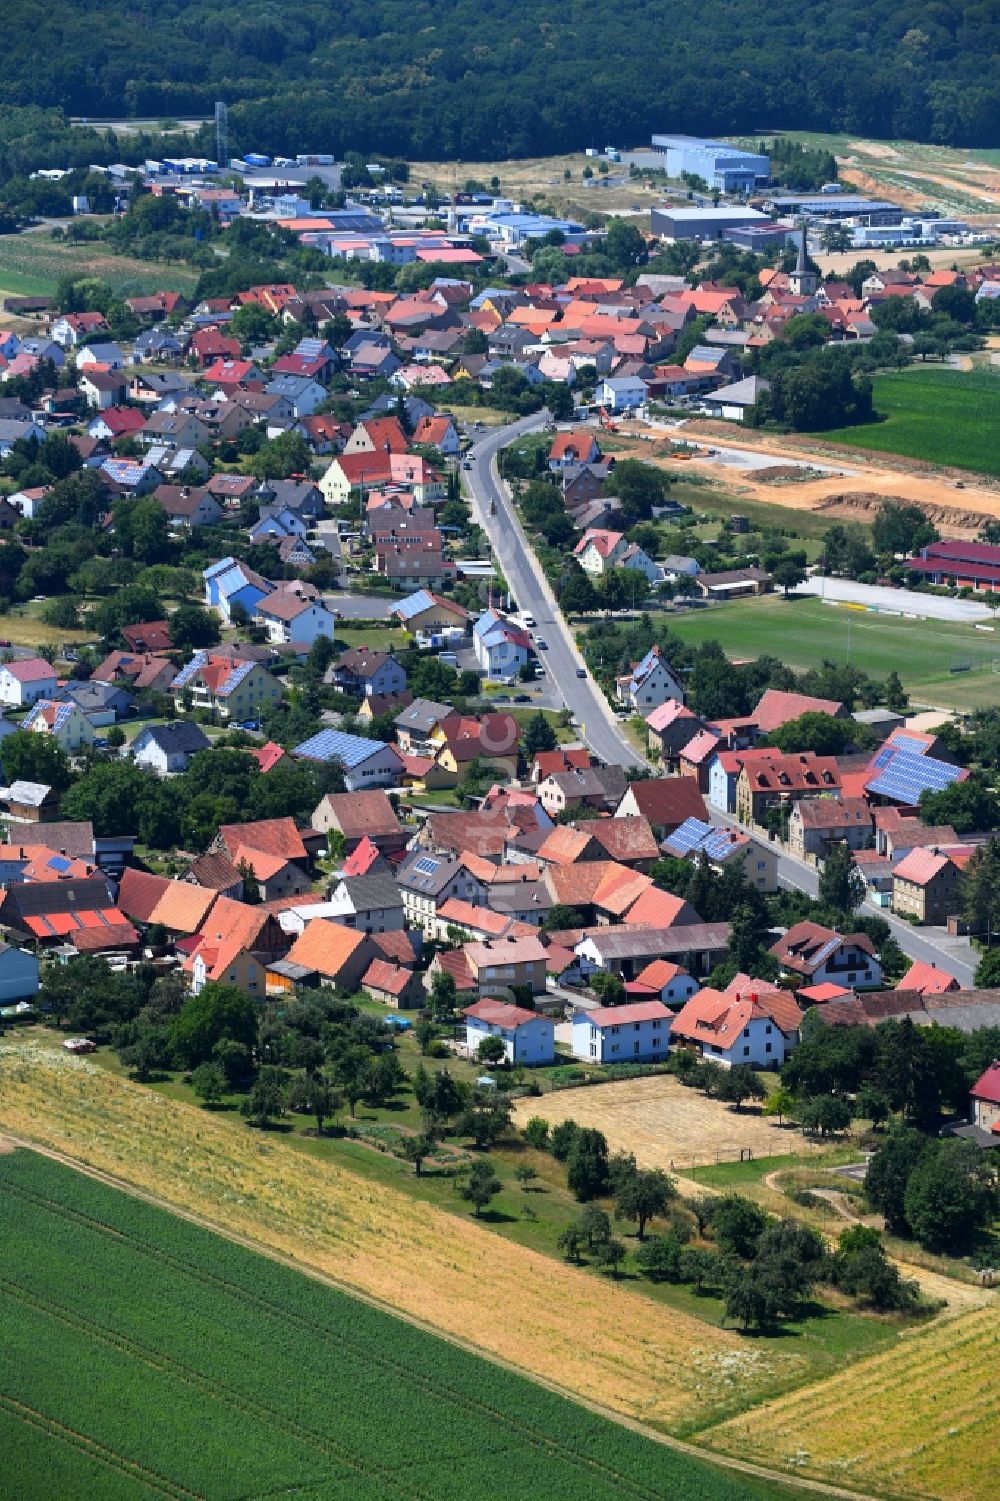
702, 1303, 1000, 1501
0, 1149, 792, 1501
0, 1043, 798, 1432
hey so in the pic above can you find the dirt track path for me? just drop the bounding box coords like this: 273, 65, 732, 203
617, 427, 1000, 529
0, 1130, 882, 1501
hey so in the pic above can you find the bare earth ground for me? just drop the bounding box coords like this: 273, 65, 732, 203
513, 1074, 824, 1172
609, 425, 1000, 533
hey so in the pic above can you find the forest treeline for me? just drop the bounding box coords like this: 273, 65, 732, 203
1, 0, 998, 161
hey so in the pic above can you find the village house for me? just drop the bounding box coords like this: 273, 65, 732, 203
969, 1061, 1000, 1136
770, 921, 882, 990
787, 797, 874, 862
464, 999, 555, 1065
325, 869, 405, 935
255, 592, 338, 646
626, 959, 700, 1007
132, 721, 211, 774
463, 934, 548, 997
735, 753, 841, 826
0, 658, 58, 709
279, 919, 374, 992
892, 846, 970, 925
473, 609, 530, 682
662, 816, 778, 892
571, 999, 673, 1063
671, 982, 802, 1068
614, 777, 709, 837
391, 589, 469, 638
172, 653, 282, 722
21, 699, 94, 754
293, 728, 404, 792
575, 923, 731, 980
617, 645, 685, 713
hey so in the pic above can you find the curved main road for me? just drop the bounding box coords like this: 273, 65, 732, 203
465, 416, 645, 769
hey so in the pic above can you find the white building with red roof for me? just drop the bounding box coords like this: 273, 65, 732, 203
671, 981, 802, 1068
0, 657, 58, 709
571, 998, 673, 1063
464, 998, 554, 1065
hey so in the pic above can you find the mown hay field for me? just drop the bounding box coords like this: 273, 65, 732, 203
701, 1303, 1000, 1501
0, 1148, 791, 1501
513, 1075, 825, 1172
0, 1043, 797, 1431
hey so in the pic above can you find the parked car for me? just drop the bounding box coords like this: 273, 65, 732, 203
535, 638, 548, 649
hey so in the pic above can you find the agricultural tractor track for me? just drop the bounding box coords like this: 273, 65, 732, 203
0, 1133, 884, 1501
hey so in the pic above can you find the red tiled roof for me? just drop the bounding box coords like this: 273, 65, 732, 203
894, 961, 959, 995
587, 999, 673, 1027
218, 818, 307, 863
971, 1061, 1000, 1105
753, 688, 844, 732
464, 999, 541, 1029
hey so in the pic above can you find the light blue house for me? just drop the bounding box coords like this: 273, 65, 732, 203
708, 750, 741, 812
203, 557, 272, 623
249, 506, 309, 543
464, 1000, 555, 1065
473, 609, 530, 682
0, 943, 40, 1004
570, 1000, 672, 1064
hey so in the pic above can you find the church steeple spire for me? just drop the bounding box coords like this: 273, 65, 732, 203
789, 221, 818, 297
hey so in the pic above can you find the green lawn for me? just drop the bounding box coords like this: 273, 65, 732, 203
0, 1148, 799, 1501
668, 593, 1000, 710
821, 368, 1000, 476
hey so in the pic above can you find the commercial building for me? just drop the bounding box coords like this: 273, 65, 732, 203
765, 195, 902, 226
650, 135, 770, 194
651, 206, 771, 242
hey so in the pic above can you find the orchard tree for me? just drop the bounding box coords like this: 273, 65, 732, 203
461, 1159, 502, 1216
613, 1166, 676, 1239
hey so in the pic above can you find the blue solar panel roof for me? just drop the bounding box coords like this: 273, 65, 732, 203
866, 749, 962, 802
294, 728, 386, 767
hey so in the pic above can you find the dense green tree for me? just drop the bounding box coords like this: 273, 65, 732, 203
830, 1225, 919, 1311
903, 1139, 997, 1252
461, 1158, 502, 1216
566, 1126, 610, 1200
613, 1166, 676, 1239
768, 711, 856, 757
171, 983, 258, 1069
865, 1124, 928, 1233
710, 1195, 769, 1258
190, 1061, 227, 1106
522, 710, 557, 758
818, 842, 864, 917
0, 729, 72, 791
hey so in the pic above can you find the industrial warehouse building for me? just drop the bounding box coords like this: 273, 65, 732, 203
650, 135, 770, 193
764, 194, 903, 226
651, 205, 771, 242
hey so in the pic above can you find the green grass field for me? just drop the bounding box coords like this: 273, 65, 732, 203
0, 232, 199, 298
0, 1148, 795, 1501
668, 594, 1000, 710
822, 368, 1000, 476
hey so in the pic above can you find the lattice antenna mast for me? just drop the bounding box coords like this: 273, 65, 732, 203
215, 101, 228, 168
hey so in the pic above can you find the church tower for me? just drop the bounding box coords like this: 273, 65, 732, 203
788, 223, 819, 297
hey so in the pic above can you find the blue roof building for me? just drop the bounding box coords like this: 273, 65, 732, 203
202, 557, 272, 623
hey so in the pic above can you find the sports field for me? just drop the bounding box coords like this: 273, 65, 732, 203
668, 594, 1000, 710
0, 1148, 787, 1501
822, 368, 1000, 477
512, 1075, 824, 1173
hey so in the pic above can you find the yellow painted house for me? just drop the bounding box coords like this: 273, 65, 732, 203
173, 654, 283, 722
